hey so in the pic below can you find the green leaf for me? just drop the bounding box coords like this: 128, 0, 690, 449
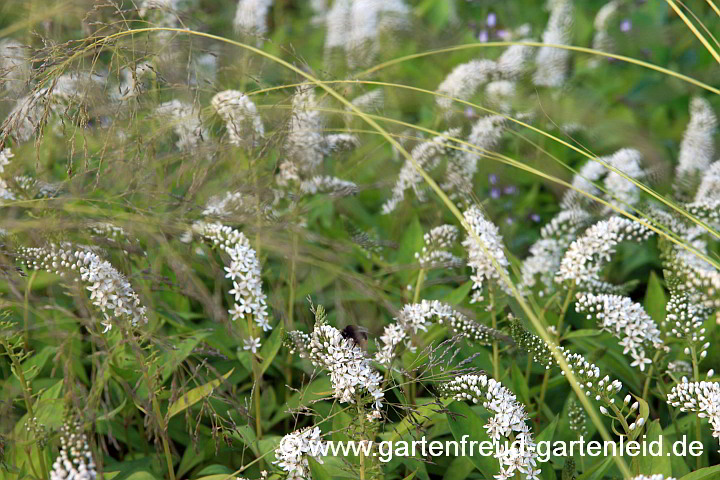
512, 362, 531, 407
563, 329, 602, 339
103, 457, 158, 480
159, 331, 212, 382
117, 472, 160, 480
258, 325, 284, 377
97, 398, 127, 421
629, 393, 650, 441
577, 456, 613, 480
395, 215, 424, 284
678, 465, 720, 480
331, 407, 352, 444
537, 415, 559, 480
195, 464, 232, 475
446, 401, 499, 478
308, 457, 333, 480
442, 280, 473, 306
631, 419, 671, 477
167, 368, 234, 418
644, 271, 667, 325
383, 398, 449, 443
442, 457, 475, 480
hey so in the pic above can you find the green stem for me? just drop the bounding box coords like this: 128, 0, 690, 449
404, 268, 426, 405
23, 271, 37, 352
642, 351, 662, 400
538, 285, 575, 407
609, 402, 631, 436
490, 290, 499, 380
284, 232, 298, 429
1, 339, 49, 480
359, 450, 366, 480
412, 268, 425, 304
691, 346, 703, 470
121, 329, 175, 480
252, 357, 263, 440
246, 315, 263, 442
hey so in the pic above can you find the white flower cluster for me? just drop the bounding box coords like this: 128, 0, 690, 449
602, 149, 647, 210
285, 87, 330, 170
666, 360, 693, 376
233, 0, 274, 40
560, 349, 623, 408
663, 292, 710, 360
51, 72, 104, 103
324, 0, 409, 68
211, 90, 264, 148
202, 191, 246, 218
485, 80, 516, 113
676, 97, 716, 181
299, 176, 359, 197
194, 222, 270, 331
462, 205, 512, 301
685, 200, 720, 229
50, 422, 96, 480
415, 225, 462, 268
438, 374, 540, 480
349, 89, 384, 114
155, 100, 207, 151
90, 223, 128, 241
435, 43, 533, 112
13, 175, 59, 199
2, 70, 102, 142
305, 323, 384, 409
695, 161, 720, 202
243, 336, 262, 354
19, 244, 148, 332
533, 0, 574, 87
562, 149, 646, 212
443, 116, 506, 205
510, 318, 555, 370
274, 426, 326, 480
278, 88, 358, 197
665, 229, 720, 310
589, 0, 619, 66
375, 300, 497, 364
521, 208, 590, 296
567, 398, 588, 437
381, 128, 460, 214
575, 293, 664, 372
629, 476, 677, 480
113, 62, 154, 101
511, 321, 624, 409
436, 59, 497, 110
556, 216, 652, 292
667, 379, 720, 450
0, 147, 14, 200
2, 91, 49, 143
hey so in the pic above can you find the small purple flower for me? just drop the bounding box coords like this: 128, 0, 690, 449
503, 185, 517, 195
478, 30, 489, 43
487, 12, 497, 28
490, 187, 501, 199
488, 174, 497, 185
496, 29, 510, 40
505, 217, 514, 225
464, 106, 476, 119
620, 19, 631, 33
530, 213, 541, 223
